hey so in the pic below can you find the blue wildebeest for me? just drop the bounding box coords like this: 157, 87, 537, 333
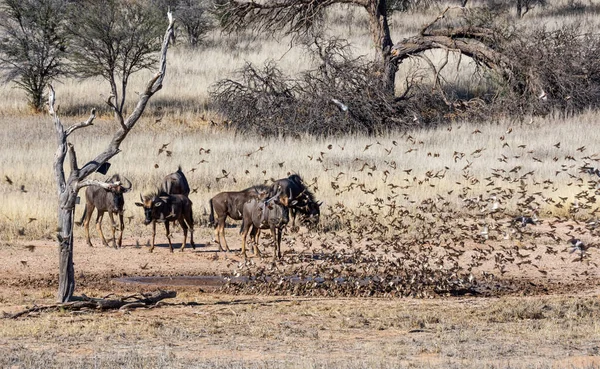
80, 174, 132, 248
161, 166, 190, 196
209, 185, 271, 252
135, 192, 195, 253
240, 192, 289, 259
271, 174, 321, 228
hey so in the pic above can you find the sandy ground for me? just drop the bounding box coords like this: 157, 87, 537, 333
2, 231, 600, 368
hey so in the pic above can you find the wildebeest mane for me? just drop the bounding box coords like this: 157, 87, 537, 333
288, 174, 316, 203
142, 189, 162, 200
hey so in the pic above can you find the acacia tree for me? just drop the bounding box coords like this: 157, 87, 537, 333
51, 12, 175, 303
0, 0, 69, 111
217, 0, 397, 93
176, 0, 213, 46
67, 0, 164, 122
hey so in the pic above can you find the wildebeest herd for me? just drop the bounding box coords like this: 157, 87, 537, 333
80, 167, 321, 259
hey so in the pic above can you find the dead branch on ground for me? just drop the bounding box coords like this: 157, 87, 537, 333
4, 290, 177, 319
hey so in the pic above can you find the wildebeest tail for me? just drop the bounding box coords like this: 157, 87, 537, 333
177, 165, 191, 196
76, 207, 86, 226
208, 198, 215, 227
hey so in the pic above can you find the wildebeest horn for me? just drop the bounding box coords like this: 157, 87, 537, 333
121, 176, 132, 192
266, 187, 282, 204
288, 187, 292, 200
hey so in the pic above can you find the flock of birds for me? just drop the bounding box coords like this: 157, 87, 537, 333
4, 124, 600, 297
219, 131, 600, 297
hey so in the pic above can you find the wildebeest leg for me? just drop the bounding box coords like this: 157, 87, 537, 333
241, 221, 251, 259
270, 226, 279, 260
95, 211, 109, 247
276, 227, 283, 259
150, 221, 156, 253
184, 211, 195, 250
179, 218, 188, 252
290, 208, 298, 232
217, 216, 231, 252
117, 213, 124, 248
251, 226, 261, 257
83, 204, 94, 247
165, 221, 173, 253
107, 212, 117, 248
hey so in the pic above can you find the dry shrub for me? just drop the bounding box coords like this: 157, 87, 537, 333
210, 38, 416, 137
211, 10, 600, 136
496, 24, 600, 116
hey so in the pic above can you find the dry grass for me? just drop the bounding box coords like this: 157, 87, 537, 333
0, 0, 597, 118
2, 290, 600, 368
1, 110, 599, 241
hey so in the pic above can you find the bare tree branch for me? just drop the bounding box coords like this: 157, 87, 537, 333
219, 0, 367, 37
65, 109, 96, 137
67, 143, 79, 174
76, 179, 118, 192
78, 11, 175, 179
48, 84, 67, 193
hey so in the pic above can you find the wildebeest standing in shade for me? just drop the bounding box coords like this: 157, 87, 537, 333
161, 166, 190, 196
209, 185, 270, 252
241, 195, 289, 259
80, 174, 132, 248
135, 192, 195, 253
271, 174, 321, 228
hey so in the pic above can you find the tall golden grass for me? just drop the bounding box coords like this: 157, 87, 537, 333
1, 110, 599, 241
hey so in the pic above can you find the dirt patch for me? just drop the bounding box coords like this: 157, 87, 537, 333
1, 231, 599, 298
2, 234, 600, 368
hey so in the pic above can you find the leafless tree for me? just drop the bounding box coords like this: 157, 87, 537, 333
216, 0, 397, 93
176, 0, 213, 47
50, 12, 175, 303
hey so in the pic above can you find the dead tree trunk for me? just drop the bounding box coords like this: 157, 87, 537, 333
366, 0, 396, 93
51, 12, 175, 303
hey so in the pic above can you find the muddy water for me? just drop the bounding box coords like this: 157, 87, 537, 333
113, 275, 249, 290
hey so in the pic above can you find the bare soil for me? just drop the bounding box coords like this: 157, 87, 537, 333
2, 233, 600, 368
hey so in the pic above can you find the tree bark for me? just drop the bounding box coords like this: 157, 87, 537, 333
365, 0, 396, 93
390, 28, 515, 89
7, 290, 177, 319
57, 207, 76, 302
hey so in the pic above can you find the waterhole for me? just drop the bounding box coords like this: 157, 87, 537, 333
113, 275, 248, 290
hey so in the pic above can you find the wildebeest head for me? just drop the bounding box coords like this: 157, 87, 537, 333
301, 200, 321, 226
106, 175, 132, 212
135, 193, 169, 225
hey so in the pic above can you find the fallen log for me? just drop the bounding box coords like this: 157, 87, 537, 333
3, 290, 177, 319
